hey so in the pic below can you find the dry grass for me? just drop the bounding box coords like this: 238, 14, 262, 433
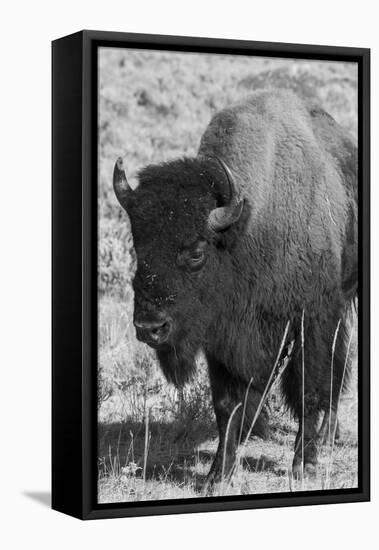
97, 48, 358, 503
98, 379, 357, 503
98, 294, 358, 503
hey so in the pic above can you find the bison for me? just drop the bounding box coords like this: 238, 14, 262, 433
113, 89, 357, 483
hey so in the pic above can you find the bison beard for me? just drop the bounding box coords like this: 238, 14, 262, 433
113, 90, 358, 486
155, 338, 199, 388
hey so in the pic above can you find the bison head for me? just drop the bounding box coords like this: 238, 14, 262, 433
113, 156, 243, 386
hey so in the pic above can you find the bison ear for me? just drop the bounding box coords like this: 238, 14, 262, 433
206, 157, 243, 232
113, 157, 139, 209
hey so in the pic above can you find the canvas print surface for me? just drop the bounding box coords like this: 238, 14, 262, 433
97, 47, 358, 504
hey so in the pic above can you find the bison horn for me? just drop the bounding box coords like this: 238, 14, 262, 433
113, 157, 135, 208
207, 157, 243, 232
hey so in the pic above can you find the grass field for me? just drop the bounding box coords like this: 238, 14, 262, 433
97, 48, 358, 503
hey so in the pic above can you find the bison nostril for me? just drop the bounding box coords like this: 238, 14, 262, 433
150, 321, 169, 340
134, 316, 172, 345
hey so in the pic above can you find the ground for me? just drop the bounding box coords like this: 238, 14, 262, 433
97, 48, 358, 503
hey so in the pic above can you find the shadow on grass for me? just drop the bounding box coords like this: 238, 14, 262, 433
98, 418, 287, 491
98, 419, 217, 486
241, 455, 286, 475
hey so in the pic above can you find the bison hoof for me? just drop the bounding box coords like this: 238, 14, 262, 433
320, 430, 341, 447
202, 470, 220, 495
205, 467, 221, 485
292, 461, 317, 480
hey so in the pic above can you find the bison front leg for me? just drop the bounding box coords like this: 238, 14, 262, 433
292, 406, 319, 479
206, 356, 267, 485
206, 356, 241, 484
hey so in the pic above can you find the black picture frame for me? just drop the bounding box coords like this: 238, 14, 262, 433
52, 30, 370, 520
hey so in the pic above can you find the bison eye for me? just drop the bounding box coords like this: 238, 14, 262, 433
177, 246, 206, 271
188, 251, 205, 267
191, 251, 203, 262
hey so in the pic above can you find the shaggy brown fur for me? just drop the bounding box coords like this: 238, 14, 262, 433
114, 90, 357, 482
